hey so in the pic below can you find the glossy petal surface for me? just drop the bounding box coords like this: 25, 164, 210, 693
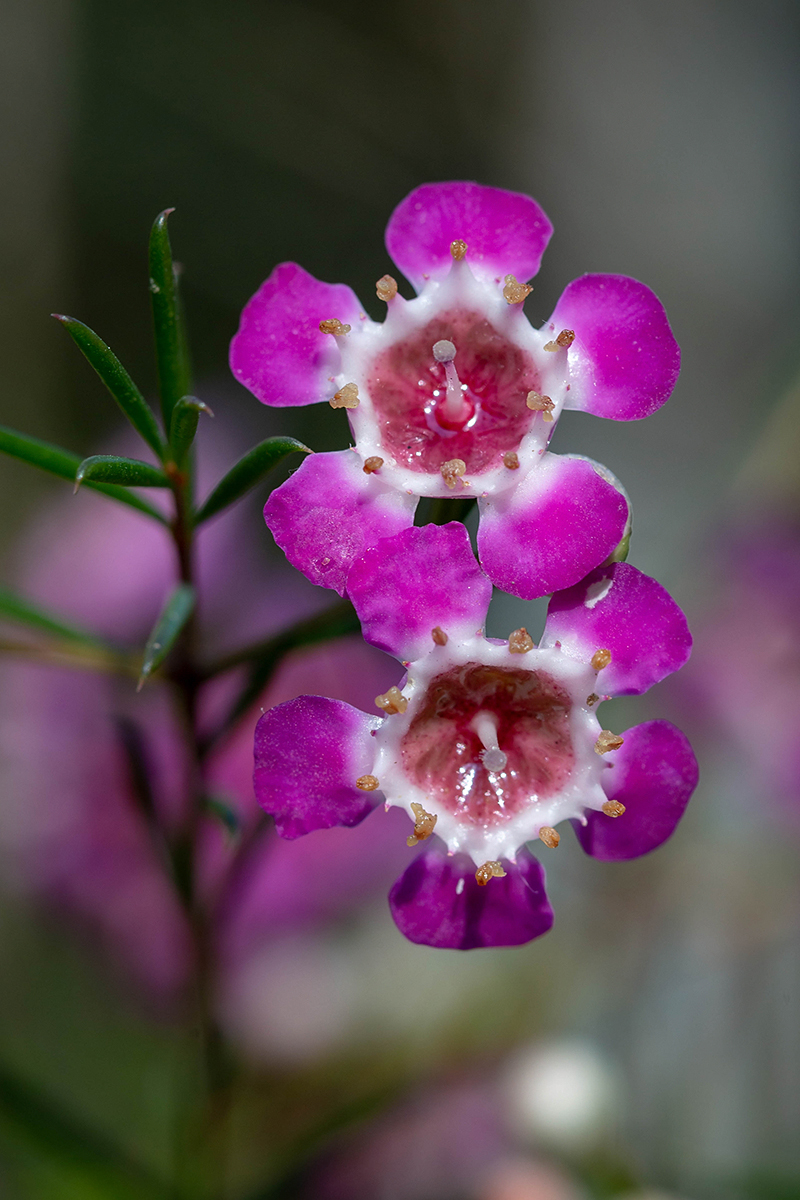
553, 274, 680, 420
543, 562, 692, 695
477, 454, 628, 600
264, 450, 417, 597
389, 846, 553, 949
347, 523, 492, 661
254, 696, 380, 838
574, 720, 698, 860
230, 262, 363, 407
386, 182, 553, 291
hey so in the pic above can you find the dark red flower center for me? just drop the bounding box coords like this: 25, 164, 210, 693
401, 662, 574, 827
367, 310, 540, 475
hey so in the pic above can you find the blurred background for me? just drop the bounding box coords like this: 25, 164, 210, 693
1, 1, 800, 1197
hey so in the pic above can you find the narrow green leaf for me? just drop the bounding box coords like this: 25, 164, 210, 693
149, 209, 191, 429
138, 583, 195, 689
0, 587, 110, 649
0, 425, 167, 523
169, 394, 213, 466
195, 437, 311, 525
74, 454, 168, 492
52, 315, 164, 459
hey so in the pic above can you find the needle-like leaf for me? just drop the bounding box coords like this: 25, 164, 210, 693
194, 436, 310, 525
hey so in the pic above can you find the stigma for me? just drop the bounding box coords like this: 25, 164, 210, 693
432, 340, 472, 428
472, 711, 508, 773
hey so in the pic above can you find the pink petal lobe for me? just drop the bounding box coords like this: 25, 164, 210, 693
552, 274, 680, 421
477, 454, 628, 600
385, 182, 553, 291
230, 262, 363, 407
388, 846, 553, 949
542, 563, 692, 695
573, 720, 698, 860
264, 450, 417, 597
253, 696, 380, 838
347, 523, 492, 661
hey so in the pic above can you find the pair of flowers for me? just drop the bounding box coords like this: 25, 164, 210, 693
232, 181, 698, 949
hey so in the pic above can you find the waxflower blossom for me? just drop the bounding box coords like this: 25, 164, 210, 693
231, 181, 680, 600
254, 523, 697, 949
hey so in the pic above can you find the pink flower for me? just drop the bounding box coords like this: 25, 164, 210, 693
231, 182, 680, 600
254, 523, 697, 949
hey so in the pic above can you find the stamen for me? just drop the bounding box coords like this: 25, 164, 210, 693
472, 711, 508, 773
586, 693, 600, 707
595, 730, 624, 755
544, 328, 575, 351
591, 648, 612, 671
330, 382, 359, 409
503, 274, 532, 304
362, 456, 384, 474
375, 686, 408, 715
450, 239, 467, 261
356, 774, 380, 791
375, 275, 398, 302
319, 319, 351, 336
432, 340, 471, 425
406, 801, 438, 846
602, 800, 626, 817
508, 628, 534, 654
526, 390, 555, 422
538, 826, 560, 848
431, 626, 448, 646
503, 451, 520, 470
475, 860, 507, 886
440, 458, 467, 489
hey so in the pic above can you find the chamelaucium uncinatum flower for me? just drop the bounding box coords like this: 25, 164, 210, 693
230, 181, 680, 600
254, 523, 697, 949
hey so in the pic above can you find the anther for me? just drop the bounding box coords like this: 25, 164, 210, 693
319, 319, 351, 336
602, 800, 626, 818
526, 391, 555, 422
431, 626, 448, 646
544, 328, 575, 351
375, 275, 398, 302
508, 628, 534, 654
406, 801, 437, 846
595, 730, 624, 755
356, 775, 380, 791
375, 686, 408, 715
363, 456, 384, 474
538, 826, 560, 849
330, 382, 359, 409
440, 458, 467, 490
591, 648, 612, 671
450, 239, 467, 261
586, 693, 600, 707
473, 711, 508, 773
503, 451, 520, 470
475, 860, 507, 886
503, 274, 532, 304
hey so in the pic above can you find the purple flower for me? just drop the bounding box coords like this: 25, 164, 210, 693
231, 181, 680, 600
254, 523, 697, 949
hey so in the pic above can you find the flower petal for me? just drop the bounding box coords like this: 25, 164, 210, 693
264, 450, 417, 597
477, 454, 628, 600
551, 274, 680, 421
573, 720, 698, 860
230, 262, 364, 407
542, 562, 692, 695
388, 846, 553, 949
254, 696, 381, 838
347, 523, 492, 661
385, 182, 553, 292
